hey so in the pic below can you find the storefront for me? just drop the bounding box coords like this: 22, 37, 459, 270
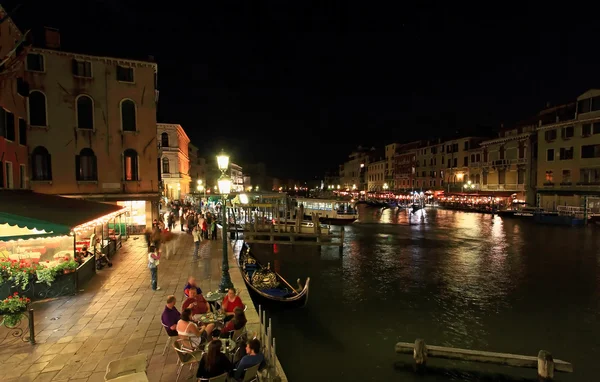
117, 200, 153, 234
0, 190, 126, 300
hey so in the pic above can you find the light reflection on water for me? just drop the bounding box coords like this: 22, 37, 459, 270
248, 208, 600, 381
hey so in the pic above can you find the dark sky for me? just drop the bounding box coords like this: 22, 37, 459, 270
6, 1, 599, 180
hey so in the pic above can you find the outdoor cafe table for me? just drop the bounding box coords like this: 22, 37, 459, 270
196, 312, 226, 325
205, 291, 226, 308
204, 338, 235, 354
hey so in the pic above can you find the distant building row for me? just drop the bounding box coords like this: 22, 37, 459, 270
327, 89, 600, 210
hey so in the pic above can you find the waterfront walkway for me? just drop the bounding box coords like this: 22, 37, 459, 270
0, 232, 285, 381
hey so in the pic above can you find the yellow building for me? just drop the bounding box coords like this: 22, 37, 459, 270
537, 90, 600, 211
384, 143, 398, 189
480, 125, 537, 202
158, 123, 191, 200
441, 137, 486, 192
367, 158, 386, 191
414, 140, 444, 190
23, 30, 159, 228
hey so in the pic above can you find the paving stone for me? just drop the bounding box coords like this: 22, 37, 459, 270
0, 233, 259, 381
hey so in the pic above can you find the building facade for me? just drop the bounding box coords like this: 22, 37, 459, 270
442, 137, 486, 192
367, 158, 386, 191
537, 91, 600, 210
384, 143, 398, 190
480, 125, 536, 202
158, 123, 191, 200
22, 33, 160, 227
394, 141, 421, 191
414, 140, 444, 191
339, 146, 373, 191
0, 12, 28, 190
230, 162, 244, 192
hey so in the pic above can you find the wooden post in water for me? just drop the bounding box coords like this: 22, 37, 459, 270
537, 350, 554, 381
339, 226, 345, 254
413, 339, 427, 372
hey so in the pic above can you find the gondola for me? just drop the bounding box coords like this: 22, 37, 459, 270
238, 243, 310, 308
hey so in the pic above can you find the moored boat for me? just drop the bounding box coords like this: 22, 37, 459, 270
294, 198, 358, 225
238, 243, 310, 308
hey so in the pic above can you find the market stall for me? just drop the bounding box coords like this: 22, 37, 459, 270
0, 190, 126, 300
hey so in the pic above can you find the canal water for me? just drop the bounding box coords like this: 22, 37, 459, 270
248, 207, 600, 381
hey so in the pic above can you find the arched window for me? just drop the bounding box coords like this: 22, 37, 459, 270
123, 149, 139, 181
31, 146, 52, 181
76, 95, 94, 129
120, 99, 136, 132
76, 148, 97, 181
162, 157, 170, 174
161, 132, 169, 147
28, 91, 47, 127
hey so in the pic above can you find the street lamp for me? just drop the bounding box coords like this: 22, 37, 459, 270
216, 151, 233, 292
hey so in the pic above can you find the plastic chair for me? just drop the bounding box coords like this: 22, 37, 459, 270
161, 322, 178, 356
104, 354, 147, 381
243, 363, 260, 382
199, 372, 228, 382
172, 339, 203, 382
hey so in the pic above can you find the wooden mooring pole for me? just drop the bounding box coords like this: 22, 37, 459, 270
395, 340, 573, 380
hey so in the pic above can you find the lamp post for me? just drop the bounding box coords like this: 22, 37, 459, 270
217, 151, 233, 292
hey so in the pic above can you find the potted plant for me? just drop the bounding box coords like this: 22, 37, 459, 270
61, 261, 78, 274
35, 266, 57, 286
0, 292, 30, 327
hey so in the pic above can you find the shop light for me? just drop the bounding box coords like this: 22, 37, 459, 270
72, 208, 127, 234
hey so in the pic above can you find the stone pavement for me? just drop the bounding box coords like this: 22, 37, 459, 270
0, 231, 275, 382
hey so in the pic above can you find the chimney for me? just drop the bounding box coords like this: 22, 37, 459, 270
44, 27, 60, 49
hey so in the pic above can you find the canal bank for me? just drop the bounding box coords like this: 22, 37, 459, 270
225, 239, 288, 382
250, 208, 598, 382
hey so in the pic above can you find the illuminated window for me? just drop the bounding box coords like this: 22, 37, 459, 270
123, 149, 139, 181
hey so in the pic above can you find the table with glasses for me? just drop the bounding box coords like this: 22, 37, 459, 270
205, 291, 226, 309
204, 338, 235, 354
195, 312, 226, 325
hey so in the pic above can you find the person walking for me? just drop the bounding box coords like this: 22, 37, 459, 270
192, 226, 202, 259
148, 245, 161, 291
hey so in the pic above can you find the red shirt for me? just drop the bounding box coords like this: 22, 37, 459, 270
182, 295, 208, 316
222, 295, 244, 313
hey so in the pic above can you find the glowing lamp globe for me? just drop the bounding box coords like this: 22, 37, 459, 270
217, 152, 229, 171
218, 176, 232, 195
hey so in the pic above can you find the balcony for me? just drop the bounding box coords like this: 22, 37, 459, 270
161, 172, 189, 179
481, 184, 525, 191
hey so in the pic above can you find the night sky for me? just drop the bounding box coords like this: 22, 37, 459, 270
6, 1, 599, 180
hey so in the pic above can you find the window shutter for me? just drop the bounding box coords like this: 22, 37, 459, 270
0, 161, 4, 188
92, 155, 97, 180
47, 154, 53, 180
75, 155, 81, 181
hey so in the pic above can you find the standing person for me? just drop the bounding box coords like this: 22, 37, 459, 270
192, 226, 202, 258
148, 245, 161, 291
202, 219, 208, 240
211, 220, 217, 240
180, 213, 185, 232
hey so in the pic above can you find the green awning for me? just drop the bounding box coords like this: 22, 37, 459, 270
0, 212, 70, 235
0, 190, 125, 242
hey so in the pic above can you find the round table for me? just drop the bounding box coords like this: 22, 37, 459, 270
205, 291, 226, 310
204, 338, 235, 354
205, 291, 226, 303
196, 312, 226, 324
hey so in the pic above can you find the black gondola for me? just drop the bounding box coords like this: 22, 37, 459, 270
238, 243, 310, 308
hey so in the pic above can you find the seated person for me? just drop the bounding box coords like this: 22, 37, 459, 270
222, 287, 245, 319
161, 295, 180, 336
176, 309, 214, 349
221, 307, 247, 337
196, 340, 233, 379
181, 288, 210, 320
184, 276, 203, 297
233, 339, 264, 381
